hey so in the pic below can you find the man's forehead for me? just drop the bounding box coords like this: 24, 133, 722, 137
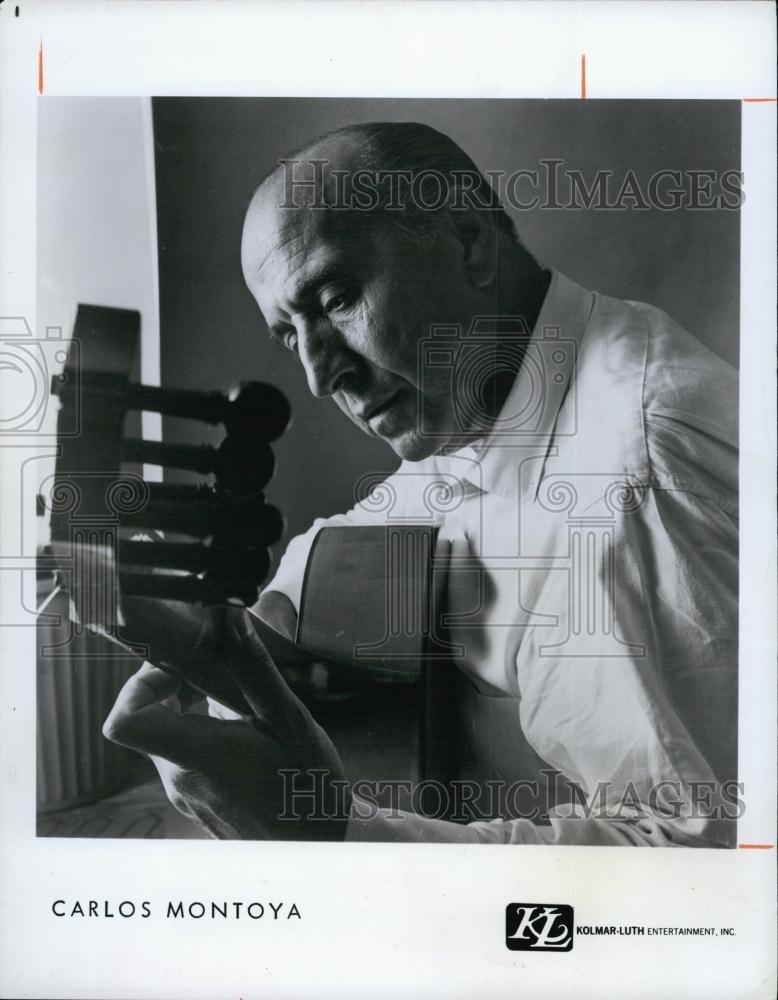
242, 190, 326, 284
242, 137, 367, 278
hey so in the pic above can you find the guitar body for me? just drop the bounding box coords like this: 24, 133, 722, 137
296, 524, 461, 817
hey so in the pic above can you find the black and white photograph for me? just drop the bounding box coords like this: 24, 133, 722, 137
34, 96, 743, 848
0, 3, 775, 999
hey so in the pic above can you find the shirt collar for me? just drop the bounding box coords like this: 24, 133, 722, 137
440, 270, 596, 501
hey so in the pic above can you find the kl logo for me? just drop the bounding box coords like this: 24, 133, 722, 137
506, 903, 574, 951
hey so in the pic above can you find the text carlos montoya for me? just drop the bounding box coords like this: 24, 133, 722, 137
51, 899, 301, 920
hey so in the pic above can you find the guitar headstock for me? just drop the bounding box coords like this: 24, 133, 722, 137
40, 304, 290, 642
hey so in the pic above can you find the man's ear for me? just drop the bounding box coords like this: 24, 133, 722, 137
446, 204, 497, 289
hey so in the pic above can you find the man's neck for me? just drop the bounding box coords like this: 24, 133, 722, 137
475, 250, 552, 425
495, 245, 552, 331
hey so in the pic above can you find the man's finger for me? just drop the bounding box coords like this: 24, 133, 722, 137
221, 606, 302, 725
102, 664, 205, 766
125, 661, 184, 704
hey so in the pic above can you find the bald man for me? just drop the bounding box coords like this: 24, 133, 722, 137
104, 123, 739, 846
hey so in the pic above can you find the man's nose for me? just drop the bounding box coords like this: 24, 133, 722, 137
297, 319, 360, 398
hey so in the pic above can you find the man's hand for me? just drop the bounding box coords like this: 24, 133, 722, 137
102, 606, 349, 840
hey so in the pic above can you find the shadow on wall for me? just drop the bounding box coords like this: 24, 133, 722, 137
152, 98, 741, 551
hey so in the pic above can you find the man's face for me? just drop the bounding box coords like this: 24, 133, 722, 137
241, 192, 483, 461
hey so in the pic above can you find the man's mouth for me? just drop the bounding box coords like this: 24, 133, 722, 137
359, 393, 399, 423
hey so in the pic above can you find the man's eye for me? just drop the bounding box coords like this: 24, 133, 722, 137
270, 329, 298, 354
322, 289, 356, 314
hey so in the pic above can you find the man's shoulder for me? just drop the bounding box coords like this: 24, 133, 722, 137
581, 286, 737, 405
557, 285, 738, 509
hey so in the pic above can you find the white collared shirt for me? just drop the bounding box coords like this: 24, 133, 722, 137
265, 271, 739, 847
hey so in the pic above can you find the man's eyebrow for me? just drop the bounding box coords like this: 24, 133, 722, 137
286, 260, 351, 312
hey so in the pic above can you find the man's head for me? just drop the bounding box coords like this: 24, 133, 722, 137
241, 122, 535, 460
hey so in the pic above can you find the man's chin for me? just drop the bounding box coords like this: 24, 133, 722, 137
383, 427, 448, 462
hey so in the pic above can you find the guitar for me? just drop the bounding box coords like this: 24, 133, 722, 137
43, 304, 560, 823
41, 305, 463, 816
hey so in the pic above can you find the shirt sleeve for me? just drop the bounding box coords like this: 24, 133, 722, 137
346, 485, 739, 847
344, 803, 682, 845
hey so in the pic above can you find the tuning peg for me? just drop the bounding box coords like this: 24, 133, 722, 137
122, 436, 275, 494
225, 381, 291, 440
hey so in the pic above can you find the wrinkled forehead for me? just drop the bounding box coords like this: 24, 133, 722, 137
242, 179, 321, 285
244, 137, 387, 271
242, 144, 367, 282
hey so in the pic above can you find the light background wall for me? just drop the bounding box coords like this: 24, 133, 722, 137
152, 98, 740, 549
38, 97, 160, 392
36, 97, 161, 543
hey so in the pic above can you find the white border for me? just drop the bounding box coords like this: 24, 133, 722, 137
1, 3, 775, 998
